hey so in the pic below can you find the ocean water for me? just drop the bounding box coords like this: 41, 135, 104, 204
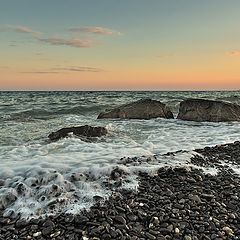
0, 90, 240, 219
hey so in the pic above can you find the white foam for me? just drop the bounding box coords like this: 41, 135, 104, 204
0, 118, 240, 219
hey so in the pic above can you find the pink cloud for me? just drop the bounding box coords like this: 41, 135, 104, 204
21, 66, 103, 74
36, 36, 90, 48
9, 25, 41, 35
53, 66, 103, 72
69, 27, 121, 35
227, 51, 240, 56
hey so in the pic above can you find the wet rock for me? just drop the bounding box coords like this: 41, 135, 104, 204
65, 215, 74, 223
48, 125, 108, 141
177, 98, 240, 122
42, 226, 53, 235
97, 99, 174, 120
15, 219, 27, 228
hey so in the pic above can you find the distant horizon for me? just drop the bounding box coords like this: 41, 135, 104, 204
1, 89, 240, 92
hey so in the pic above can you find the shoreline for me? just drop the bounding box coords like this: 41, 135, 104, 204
1, 142, 240, 240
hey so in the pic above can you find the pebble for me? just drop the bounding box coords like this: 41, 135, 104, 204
33, 232, 42, 237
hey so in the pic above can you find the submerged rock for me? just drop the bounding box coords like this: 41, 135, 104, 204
97, 99, 174, 120
177, 98, 240, 122
48, 125, 108, 141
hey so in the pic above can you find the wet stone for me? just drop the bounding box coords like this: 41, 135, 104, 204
15, 219, 27, 228
42, 226, 53, 236
65, 215, 74, 223
75, 216, 89, 224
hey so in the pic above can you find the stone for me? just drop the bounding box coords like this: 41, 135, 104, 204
42, 226, 53, 235
115, 216, 127, 225
33, 232, 42, 237
15, 219, 27, 228
177, 98, 240, 122
48, 125, 108, 141
97, 99, 174, 120
42, 220, 55, 229
145, 232, 156, 239
188, 194, 201, 203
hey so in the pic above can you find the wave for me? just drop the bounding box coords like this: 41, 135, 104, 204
3, 105, 106, 121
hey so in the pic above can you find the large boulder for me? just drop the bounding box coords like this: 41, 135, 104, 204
177, 98, 240, 122
48, 125, 108, 141
97, 99, 174, 120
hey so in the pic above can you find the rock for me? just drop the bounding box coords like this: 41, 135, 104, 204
48, 125, 108, 141
42, 226, 53, 235
145, 232, 156, 239
33, 232, 42, 237
115, 216, 127, 225
75, 215, 89, 224
223, 226, 233, 233
97, 99, 174, 120
177, 98, 240, 122
201, 193, 215, 200
15, 219, 27, 228
188, 194, 201, 203
42, 220, 55, 229
50, 231, 61, 237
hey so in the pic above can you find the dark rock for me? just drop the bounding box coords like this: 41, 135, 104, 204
101, 233, 111, 240
42, 226, 53, 235
97, 99, 174, 120
201, 193, 215, 200
42, 220, 55, 229
115, 216, 127, 225
177, 98, 240, 122
15, 219, 27, 228
145, 232, 156, 239
65, 215, 74, 223
48, 125, 108, 141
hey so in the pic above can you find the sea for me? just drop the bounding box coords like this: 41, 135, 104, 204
0, 90, 240, 219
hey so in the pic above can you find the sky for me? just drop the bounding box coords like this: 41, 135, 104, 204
0, 0, 240, 91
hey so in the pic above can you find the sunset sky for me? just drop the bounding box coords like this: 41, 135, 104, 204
1, 0, 240, 90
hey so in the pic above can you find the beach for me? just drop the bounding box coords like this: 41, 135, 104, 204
0, 91, 240, 239
0, 142, 240, 239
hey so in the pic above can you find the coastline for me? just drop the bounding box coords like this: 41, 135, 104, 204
1, 142, 240, 240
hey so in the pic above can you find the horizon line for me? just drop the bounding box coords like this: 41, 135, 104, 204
0, 89, 240, 92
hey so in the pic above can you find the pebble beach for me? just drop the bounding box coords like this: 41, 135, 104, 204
1, 142, 240, 240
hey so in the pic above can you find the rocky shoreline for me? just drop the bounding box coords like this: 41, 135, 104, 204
1, 142, 240, 240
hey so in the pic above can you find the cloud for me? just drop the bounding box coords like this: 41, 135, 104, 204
36, 36, 90, 48
227, 51, 240, 56
53, 66, 103, 72
22, 71, 59, 74
8, 25, 41, 35
157, 54, 176, 59
69, 27, 121, 35
21, 66, 103, 74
